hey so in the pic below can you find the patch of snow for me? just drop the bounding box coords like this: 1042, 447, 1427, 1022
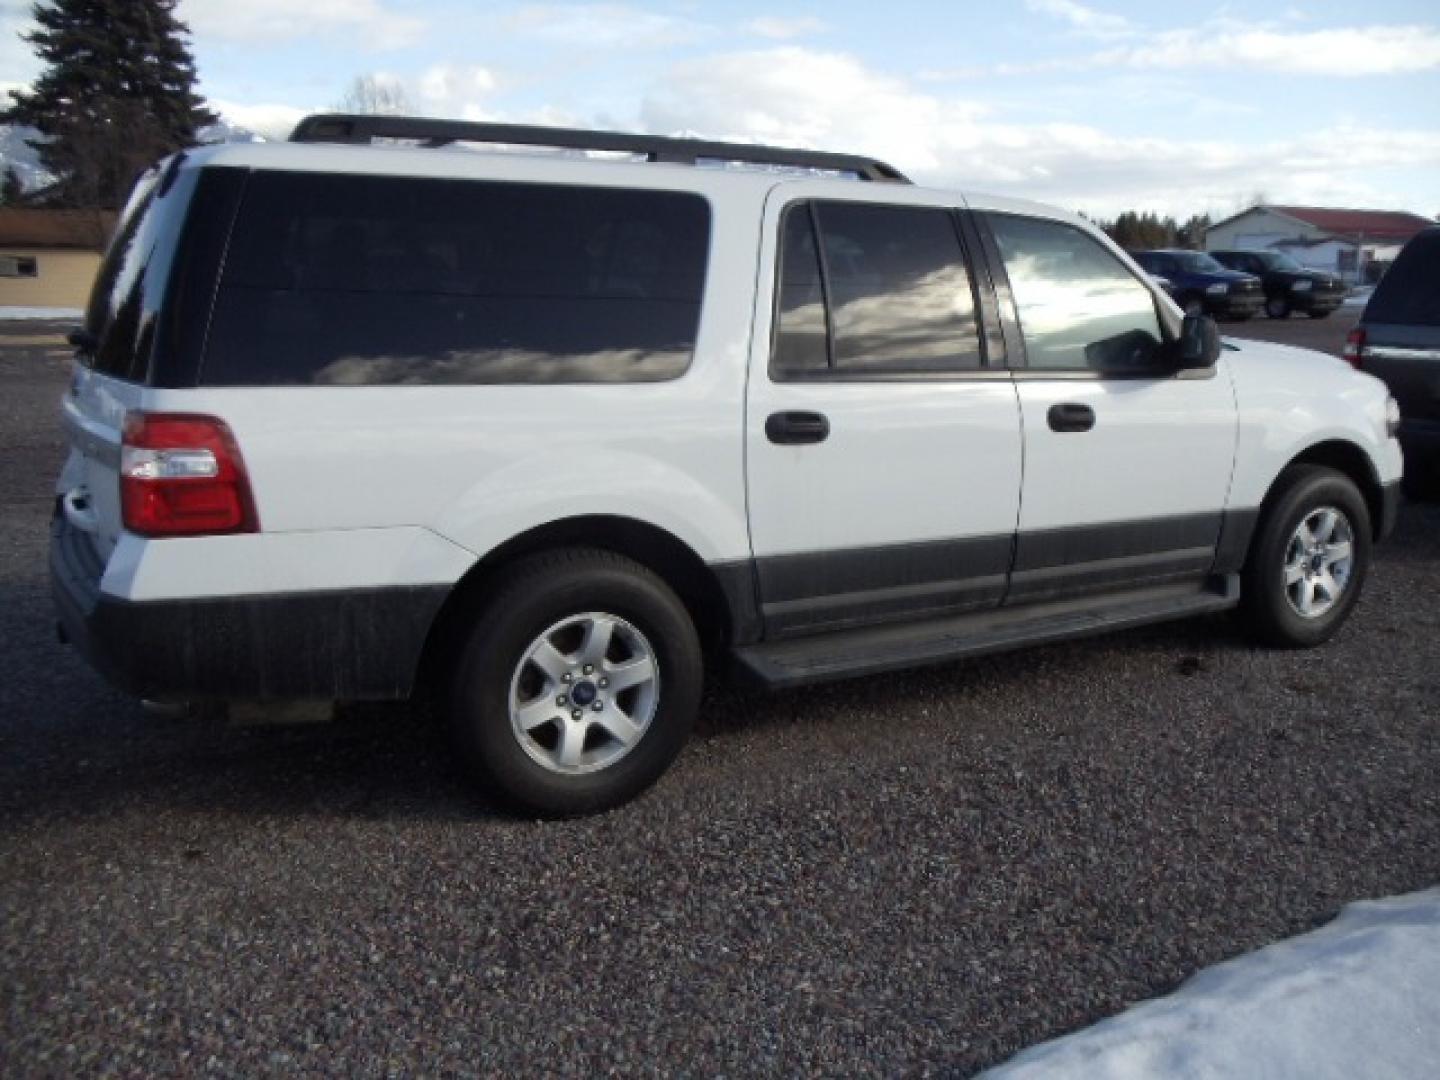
0, 306, 82, 320
984, 888, 1440, 1080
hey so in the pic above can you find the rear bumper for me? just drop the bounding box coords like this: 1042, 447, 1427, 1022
50, 514, 448, 701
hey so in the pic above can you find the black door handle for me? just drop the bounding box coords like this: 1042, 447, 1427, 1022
766, 411, 830, 445
1047, 402, 1096, 433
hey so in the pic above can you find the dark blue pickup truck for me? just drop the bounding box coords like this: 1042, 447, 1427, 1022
1131, 249, 1264, 320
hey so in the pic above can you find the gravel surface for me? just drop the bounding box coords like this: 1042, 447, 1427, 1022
2, 320, 1438, 1077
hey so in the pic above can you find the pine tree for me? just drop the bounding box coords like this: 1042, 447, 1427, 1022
2, 0, 215, 209
1, 167, 25, 205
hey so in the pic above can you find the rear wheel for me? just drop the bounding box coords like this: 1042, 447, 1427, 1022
449, 549, 702, 815
1240, 466, 1371, 647
1265, 296, 1291, 319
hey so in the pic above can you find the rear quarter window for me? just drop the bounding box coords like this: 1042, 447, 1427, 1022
203, 172, 712, 386
83, 157, 199, 382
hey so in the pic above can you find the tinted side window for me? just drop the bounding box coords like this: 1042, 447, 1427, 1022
773, 204, 829, 375
987, 214, 1163, 372
771, 200, 982, 377
204, 173, 711, 386
818, 203, 982, 373
1367, 230, 1440, 327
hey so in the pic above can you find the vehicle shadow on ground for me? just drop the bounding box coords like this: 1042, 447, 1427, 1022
4, 501, 1432, 828
0, 589, 1250, 829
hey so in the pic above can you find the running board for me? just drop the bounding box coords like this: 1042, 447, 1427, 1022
733, 575, 1240, 690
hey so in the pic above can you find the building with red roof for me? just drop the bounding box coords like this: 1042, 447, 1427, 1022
1204, 205, 1435, 284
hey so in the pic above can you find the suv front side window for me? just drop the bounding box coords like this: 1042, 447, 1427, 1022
986, 213, 1164, 373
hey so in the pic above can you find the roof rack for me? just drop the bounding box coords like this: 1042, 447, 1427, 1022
288, 114, 912, 184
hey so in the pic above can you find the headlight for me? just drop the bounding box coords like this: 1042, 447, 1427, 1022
1292, 280, 1313, 292
1205, 282, 1228, 295
1386, 396, 1402, 438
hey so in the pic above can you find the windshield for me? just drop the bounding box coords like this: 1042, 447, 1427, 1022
1257, 252, 1304, 272
1175, 252, 1226, 272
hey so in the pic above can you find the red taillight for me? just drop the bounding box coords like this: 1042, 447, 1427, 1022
1342, 327, 1365, 370
120, 412, 259, 537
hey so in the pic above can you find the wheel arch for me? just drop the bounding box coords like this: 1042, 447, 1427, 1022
416, 515, 757, 693
1267, 439, 1385, 540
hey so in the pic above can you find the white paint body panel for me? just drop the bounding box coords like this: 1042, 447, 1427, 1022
744, 182, 1024, 558
62, 143, 1401, 610
102, 527, 477, 602
1014, 366, 1237, 532
1221, 338, 1402, 507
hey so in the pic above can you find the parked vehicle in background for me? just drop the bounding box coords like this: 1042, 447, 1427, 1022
1131, 250, 1264, 320
1209, 249, 1346, 320
1345, 226, 1440, 496
1145, 273, 1176, 298
49, 115, 1403, 816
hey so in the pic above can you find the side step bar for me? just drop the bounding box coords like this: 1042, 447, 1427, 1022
733, 576, 1240, 690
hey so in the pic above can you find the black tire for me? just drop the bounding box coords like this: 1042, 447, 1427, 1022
449, 548, 702, 816
1240, 465, 1372, 648
1265, 296, 1291, 319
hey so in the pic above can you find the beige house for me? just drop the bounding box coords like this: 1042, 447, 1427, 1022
0, 208, 116, 309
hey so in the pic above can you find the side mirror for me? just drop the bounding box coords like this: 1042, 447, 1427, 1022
1177, 313, 1219, 370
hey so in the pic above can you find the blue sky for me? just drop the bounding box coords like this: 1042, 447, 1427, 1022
3, 0, 1439, 217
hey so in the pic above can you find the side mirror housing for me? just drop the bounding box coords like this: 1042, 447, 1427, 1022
1177, 313, 1220, 370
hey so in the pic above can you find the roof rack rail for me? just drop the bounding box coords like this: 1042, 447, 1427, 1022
288, 113, 912, 184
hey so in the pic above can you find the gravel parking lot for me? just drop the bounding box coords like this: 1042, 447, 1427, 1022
3, 316, 1437, 1077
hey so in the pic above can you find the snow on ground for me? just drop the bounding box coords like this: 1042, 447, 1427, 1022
983, 888, 1440, 1079
0, 307, 82, 320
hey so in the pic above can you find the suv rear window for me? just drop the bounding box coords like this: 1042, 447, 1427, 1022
1366, 229, 1440, 327
203, 172, 712, 385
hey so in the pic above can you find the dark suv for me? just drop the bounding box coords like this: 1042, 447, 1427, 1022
1346, 226, 1440, 495
1131, 249, 1263, 320
1210, 249, 1346, 320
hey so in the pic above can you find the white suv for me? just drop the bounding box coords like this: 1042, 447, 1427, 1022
52, 115, 1403, 815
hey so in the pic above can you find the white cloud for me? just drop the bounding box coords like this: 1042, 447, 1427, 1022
1024, 0, 1132, 39
639, 46, 1440, 217
932, 21, 1440, 79
209, 100, 312, 140
744, 16, 827, 40
178, 0, 425, 48
418, 65, 499, 107
1117, 24, 1440, 75
502, 5, 709, 48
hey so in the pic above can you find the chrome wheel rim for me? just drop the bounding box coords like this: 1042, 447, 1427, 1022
508, 612, 660, 775
1283, 506, 1354, 619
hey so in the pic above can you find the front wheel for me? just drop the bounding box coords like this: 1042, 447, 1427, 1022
449, 549, 703, 815
1265, 296, 1291, 319
1240, 466, 1372, 647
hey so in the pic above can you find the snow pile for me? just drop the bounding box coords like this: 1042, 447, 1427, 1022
984, 888, 1440, 1080
0, 306, 82, 320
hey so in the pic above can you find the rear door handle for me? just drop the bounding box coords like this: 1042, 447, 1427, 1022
766, 411, 830, 445
1047, 402, 1096, 433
